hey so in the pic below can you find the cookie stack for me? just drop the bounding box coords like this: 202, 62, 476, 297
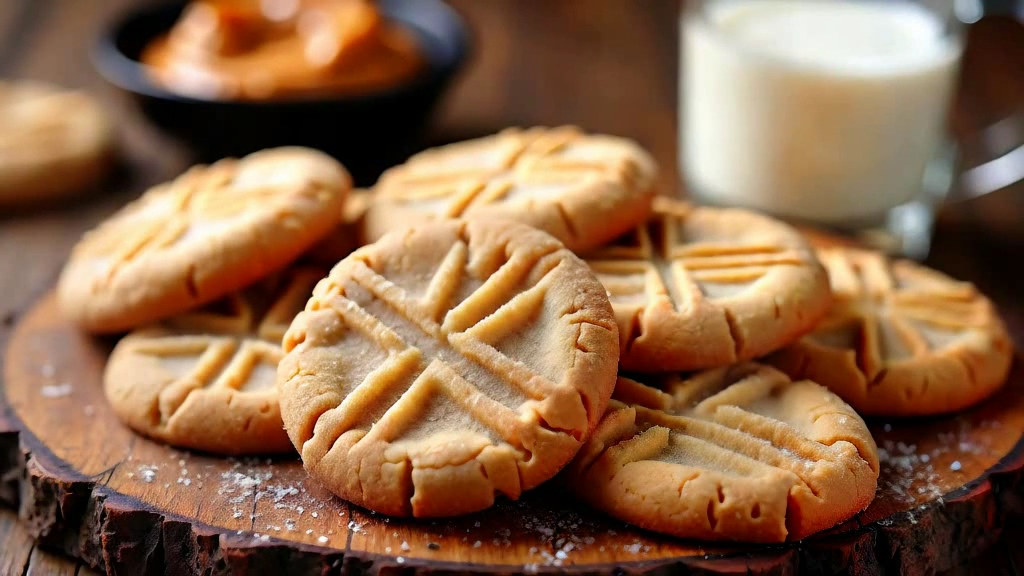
58, 127, 1014, 544
60, 147, 351, 454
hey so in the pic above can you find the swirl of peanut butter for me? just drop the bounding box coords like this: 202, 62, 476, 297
141, 0, 423, 100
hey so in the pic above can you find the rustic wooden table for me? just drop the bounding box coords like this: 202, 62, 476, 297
2, 0, 1024, 574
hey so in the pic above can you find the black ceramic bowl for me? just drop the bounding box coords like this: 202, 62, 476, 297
94, 0, 469, 184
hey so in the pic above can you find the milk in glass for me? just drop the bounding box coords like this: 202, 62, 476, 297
681, 0, 961, 224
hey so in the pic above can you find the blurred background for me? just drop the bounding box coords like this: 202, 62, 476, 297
2, 0, 1024, 571
1, 0, 1023, 330
0, 0, 674, 322
0, 0, 1021, 365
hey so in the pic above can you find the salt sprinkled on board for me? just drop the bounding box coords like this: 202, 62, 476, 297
255, 483, 300, 504
138, 465, 158, 483
875, 420, 996, 505
41, 383, 72, 398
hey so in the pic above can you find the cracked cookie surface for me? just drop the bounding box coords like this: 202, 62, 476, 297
105, 267, 323, 454
566, 363, 879, 542
584, 198, 831, 372
363, 126, 657, 253
277, 219, 620, 517
58, 147, 350, 333
0, 80, 115, 208
769, 248, 1013, 416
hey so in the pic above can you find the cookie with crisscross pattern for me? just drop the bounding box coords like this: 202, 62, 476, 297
277, 219, 620, 516
584, 198, 831, 371
58, 147, 350, 333
769, 248, 1013, 416
104, 267, 324, 454
363, 126, 657, 252
566, 363, 879, 542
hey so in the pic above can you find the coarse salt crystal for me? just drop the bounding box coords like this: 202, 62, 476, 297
138, 466, 157, 483
41, 383, 73, 398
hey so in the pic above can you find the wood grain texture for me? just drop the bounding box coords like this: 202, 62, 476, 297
3, 293, 1024, 574
0, 508, 35, 576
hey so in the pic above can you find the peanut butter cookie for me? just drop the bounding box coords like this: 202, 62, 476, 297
58, 147, 350, 333
566, 363, 879, 542
0, 80, 115, 208
585, 198, 831, 371
363, 126, 657, 252
277, 219, 620, 517
105, 267, 323, 454
769, 248, 1013, 416
303, 188, 372, 265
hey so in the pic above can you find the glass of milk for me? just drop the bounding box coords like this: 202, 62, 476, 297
680, 0, 967, 257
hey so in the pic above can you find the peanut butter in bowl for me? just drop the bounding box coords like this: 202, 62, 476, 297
140, 0, 424, 101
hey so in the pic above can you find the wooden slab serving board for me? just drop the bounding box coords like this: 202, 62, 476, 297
3, 292, 1024, 575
